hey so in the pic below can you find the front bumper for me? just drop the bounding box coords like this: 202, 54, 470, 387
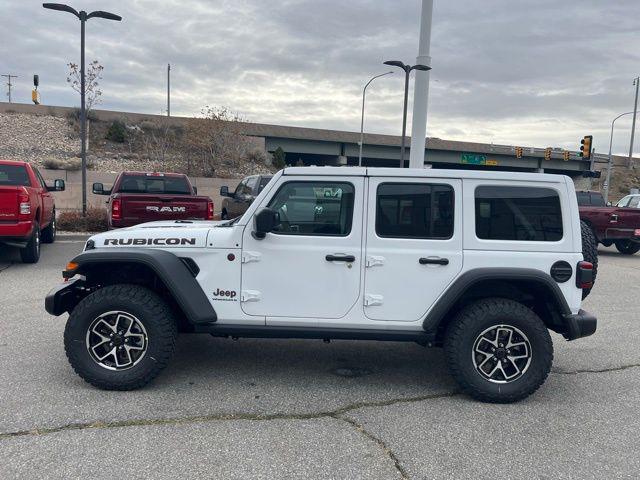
562, 309, 597, 341
45, 278, 84, 316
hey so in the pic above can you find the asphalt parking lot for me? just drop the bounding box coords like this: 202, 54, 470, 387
0, 237, 639, 479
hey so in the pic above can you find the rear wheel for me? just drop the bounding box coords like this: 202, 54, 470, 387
20, 222, 41, 264
221, 209, 228, 220
580, 220, 598, 299
64, 284, 178, 390
444, 298, 553, 403
615, 240, 640, 255
41, 210, 56, 244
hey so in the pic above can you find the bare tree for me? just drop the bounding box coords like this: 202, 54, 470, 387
184, 106, 251, 176
141, 119, 176, 170
67, 60, 104, 112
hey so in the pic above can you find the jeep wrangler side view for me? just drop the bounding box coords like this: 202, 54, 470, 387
46, 167, 597, 403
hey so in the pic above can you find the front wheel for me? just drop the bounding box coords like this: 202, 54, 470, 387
615, 240, 640, 255
444, 298, 553, 403
64, 284, 178, 390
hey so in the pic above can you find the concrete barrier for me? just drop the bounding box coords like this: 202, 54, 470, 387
40, 169, 242, 213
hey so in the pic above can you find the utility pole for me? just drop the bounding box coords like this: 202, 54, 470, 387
628, 77, 639, 169
409, 0, 434, 169
2, 74, 18, 102
167, 63, 171, 117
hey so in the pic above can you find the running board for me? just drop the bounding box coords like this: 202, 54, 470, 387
192, 324, 435, 344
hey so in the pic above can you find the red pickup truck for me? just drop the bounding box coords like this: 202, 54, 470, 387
577, 190, 640, 255
0, 160, 65, 263
92, 172, 214, 229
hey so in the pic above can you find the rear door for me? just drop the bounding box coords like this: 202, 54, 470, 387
363, 177, 463, 322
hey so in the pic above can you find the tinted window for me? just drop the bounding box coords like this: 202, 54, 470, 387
629, 196, 640, 208
577, 192, 604, 207
476, 186, 563, 241
376, 183, 454, 239
258, 176, 272, 193
0, 165, 30, 186
117, 175, 191, 194
245, 176, 259, 194
576, 192, 590, 206
267, 181, 354, 236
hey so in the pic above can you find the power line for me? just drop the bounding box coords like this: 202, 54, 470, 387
1, 74, 18, 102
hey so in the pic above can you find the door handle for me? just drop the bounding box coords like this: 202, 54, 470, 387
419, 257, 449, 266
326, 254, 356, 263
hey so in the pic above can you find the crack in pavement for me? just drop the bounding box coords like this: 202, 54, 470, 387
552, 363, 640, 375
0, 391, 459, 441
334, 414, 409, 479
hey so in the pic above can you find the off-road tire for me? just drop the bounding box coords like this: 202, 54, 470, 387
580, 220, 598, 299
444, 298, 553, 403
41, 210, 56, 244
64, 284, 178, 390
20, 222, 40, 264
614, 240, 640, 255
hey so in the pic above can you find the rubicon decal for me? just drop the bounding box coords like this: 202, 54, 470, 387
146, 206, 187, 213
212, 288, 237, 301
104, 238, 197, 246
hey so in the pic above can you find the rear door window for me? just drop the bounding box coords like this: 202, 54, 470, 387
475, 186, 563, 241
0, 165, 30, 186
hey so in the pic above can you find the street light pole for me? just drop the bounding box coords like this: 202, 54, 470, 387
42, 3, 121, 216
167, 63, 171, 117
628, 77, 639, 169
605, 111, 634, 203
359, 71, 393, 166
384, 61, 431, 167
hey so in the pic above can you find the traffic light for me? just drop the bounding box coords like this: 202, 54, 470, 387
563, 151, 570, 161
515, 147, 523, 159
544, 148, 552, 161
580, 135, 593, 160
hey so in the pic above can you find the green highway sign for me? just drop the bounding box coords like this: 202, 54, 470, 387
461, 153, 487, 165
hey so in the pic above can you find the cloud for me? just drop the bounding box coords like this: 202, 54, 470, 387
1, 0, 639, 154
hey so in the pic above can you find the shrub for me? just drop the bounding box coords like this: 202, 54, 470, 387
273, 147, 286, 170
106, 120, 127, 143
42, 157, 82, 171
57, 208, 109, 232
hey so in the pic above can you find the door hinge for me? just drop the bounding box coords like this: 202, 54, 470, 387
364, 294, 384, 307
241, 290, 262, 302
365, 255, 385, 268
242, 251, 262, 264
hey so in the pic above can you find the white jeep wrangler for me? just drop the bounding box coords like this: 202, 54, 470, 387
46, 167, 597, 403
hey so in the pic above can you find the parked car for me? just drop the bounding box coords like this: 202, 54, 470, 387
92, 171, 214, 229
0, 160, 65, 263
577, 190, 640, 255
219, 175, 272, 220
616, 193, 640, 209
48, 167, 597, 403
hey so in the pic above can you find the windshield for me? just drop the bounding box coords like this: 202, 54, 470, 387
118, 175, 191, 194
0, 164, 30, 186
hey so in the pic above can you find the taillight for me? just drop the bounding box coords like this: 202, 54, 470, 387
111, 198, 122, 220
576, 261, 593, 289
207, 200, 214, 220
18, 189, 30, 218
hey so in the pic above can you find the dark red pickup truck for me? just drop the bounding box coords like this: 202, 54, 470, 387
577, 190, 640, 255
92, 172, 214, 229
0, 160, 65, 263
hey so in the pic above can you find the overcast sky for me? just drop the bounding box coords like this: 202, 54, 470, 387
1, 0, 640, 154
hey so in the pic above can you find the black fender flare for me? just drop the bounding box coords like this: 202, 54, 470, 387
48, 248, 217, 324
422, 268, 572, 332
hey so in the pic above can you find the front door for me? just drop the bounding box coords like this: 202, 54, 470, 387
241, 176, 364, 319
363, 177, 463, 322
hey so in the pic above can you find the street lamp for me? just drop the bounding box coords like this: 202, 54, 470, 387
384, 60, 431, 167
604, 111, 634, 203
359, 71, 393, 167
42, 3, 122, 216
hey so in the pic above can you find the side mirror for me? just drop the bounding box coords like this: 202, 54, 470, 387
253, 208, 279, 239
193, 186, 198, 195
48, 179, 65, 192
220, 185, 230, 197
92, 182, 111, 195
